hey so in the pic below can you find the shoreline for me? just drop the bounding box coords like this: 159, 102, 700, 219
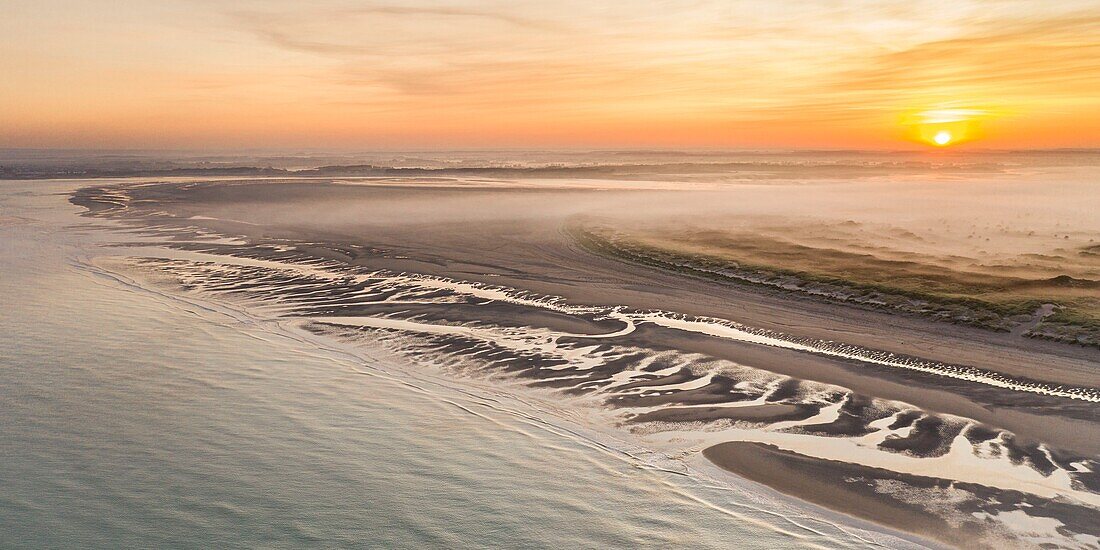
689, 452, 950, 550
66, 177, 1100, 547
67, 179, 1100, 449
700, 443, 978, 548
79, 244, 937, 549
701, 441, 1100, 549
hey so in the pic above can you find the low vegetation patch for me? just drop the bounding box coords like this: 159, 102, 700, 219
571, 224, 1100, 348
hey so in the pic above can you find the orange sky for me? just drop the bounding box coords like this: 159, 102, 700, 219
3, 1, 1099, 150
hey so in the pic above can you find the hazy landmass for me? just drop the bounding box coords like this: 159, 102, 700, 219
4, 147, 1099, 180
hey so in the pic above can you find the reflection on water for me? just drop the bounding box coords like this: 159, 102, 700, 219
0, 181, 917, 548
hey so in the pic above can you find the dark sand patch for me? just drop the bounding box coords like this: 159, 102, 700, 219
703, 442, 1100, 549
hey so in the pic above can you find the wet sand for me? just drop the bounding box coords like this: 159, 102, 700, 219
703, 442, 1100, 550
70, 178, 1100, 548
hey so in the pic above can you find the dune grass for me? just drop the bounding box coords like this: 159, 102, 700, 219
571, 224, 1100, 346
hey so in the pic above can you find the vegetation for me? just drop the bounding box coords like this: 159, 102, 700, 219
571, 224, 1100, 347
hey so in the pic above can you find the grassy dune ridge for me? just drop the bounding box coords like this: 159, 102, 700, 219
570, 223, 1100, 347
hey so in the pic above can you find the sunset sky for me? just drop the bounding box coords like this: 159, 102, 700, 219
3, 0, 1099, 150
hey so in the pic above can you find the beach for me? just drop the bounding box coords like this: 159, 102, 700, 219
2, 177, 937, 549
57, 159, 1100, 548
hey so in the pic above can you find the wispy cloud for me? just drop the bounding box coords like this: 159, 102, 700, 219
231, 3, 566, 58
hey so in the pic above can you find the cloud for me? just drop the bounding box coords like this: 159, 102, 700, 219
231, 3, 565, 58
830, 15, 1100, 96
339, 5, 561, 31
708, 12, 1100, 125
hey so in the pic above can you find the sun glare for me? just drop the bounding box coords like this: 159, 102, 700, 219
902, 107, 991, 148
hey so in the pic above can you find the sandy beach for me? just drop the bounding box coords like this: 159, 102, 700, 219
68, 173, 1100, 547
703, 441, 1097, 549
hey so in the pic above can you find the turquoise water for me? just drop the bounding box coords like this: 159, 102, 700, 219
0, 180, 917, 549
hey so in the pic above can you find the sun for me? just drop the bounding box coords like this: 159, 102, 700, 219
902, 107, 991, 148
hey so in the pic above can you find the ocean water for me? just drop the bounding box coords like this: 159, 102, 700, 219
0, 180, 920, 549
